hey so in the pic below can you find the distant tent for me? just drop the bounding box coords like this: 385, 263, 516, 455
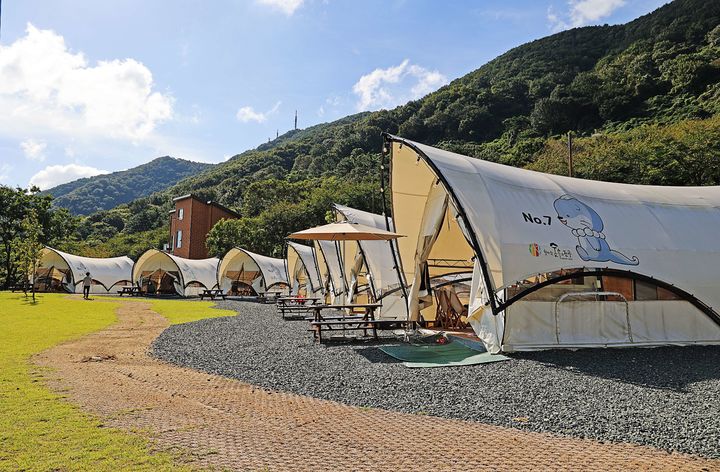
286, 241, 322, 297
132, 249, 219, 297
35, 247, 133, 294
386, 134, 720, 353
333, 204, 407, 319
218, 248, 289, 296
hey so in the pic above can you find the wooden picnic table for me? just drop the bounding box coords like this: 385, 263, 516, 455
117, 286, 144, 297
200, 289, 226, 300
308, 303, 383, 343
276, 296, 322, 320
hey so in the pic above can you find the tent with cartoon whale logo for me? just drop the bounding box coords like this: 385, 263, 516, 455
384, 134, 720, 353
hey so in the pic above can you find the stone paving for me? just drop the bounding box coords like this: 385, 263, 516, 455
33, 299, 720, 471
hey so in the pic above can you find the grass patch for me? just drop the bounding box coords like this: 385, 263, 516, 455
144, 298, 236, 325
0, 292, 195, 471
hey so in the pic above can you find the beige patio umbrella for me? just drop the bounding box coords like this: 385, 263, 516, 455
287, 221, 404, 241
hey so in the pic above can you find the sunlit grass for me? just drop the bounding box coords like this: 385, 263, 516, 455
144, 298, 236, 325
0, 292, 224, 471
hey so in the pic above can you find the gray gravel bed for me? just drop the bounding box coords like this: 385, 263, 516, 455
152, 300, 720, 458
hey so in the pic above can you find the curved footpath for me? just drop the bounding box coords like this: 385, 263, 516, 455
34, 300, 719, 471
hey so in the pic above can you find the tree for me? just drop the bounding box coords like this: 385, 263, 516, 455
14, 208, 44, 302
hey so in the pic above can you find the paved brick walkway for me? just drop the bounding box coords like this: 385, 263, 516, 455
34, 300, 720, 471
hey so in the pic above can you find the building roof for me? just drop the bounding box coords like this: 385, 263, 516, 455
172, 194, 241, 218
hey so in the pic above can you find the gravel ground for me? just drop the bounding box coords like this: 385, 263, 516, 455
152, 300, 720, 459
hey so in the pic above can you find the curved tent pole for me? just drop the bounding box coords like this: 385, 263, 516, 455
382, 133, 501, 317
497, 267, 720, 328
381, 136, 411, 317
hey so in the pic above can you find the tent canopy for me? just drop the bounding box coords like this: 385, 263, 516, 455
314, 240, 347, 300
218, 247, 289, 293
133, 249, 219, 296
333, 204, 408, 318
386, 134, 720, 352
286, 241, 322, 295
38, 247, 133, 292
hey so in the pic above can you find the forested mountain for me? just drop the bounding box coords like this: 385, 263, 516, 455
45, 156, 212, 215
65, 0, 720, 258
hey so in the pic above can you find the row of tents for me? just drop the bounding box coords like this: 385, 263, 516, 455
32, 135, 720, 353
33, 202, 406, 314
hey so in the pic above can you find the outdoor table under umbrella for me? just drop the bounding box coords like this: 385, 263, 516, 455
287, 221, 405, 342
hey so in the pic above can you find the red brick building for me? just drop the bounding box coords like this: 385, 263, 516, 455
168, 194, 240, 259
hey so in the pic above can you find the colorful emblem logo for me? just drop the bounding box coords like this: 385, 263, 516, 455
529, 243, 540, 257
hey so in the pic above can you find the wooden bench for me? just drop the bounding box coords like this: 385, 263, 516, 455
276, 296, 321, 319
117, 286, 144, 297
308, 303, 382, 343
200, 289, 226, 300
10, 283, 32, 293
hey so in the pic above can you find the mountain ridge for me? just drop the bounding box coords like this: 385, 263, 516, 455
45, 156, 213, 215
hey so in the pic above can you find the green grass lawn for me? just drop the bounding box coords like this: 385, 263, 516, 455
0, 292, 235, 471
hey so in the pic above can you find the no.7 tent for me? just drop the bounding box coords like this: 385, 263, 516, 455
385, 134, 720, 353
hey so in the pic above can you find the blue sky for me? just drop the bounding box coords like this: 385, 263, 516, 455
0, 0, 669, 189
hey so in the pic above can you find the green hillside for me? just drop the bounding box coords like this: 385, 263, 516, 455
45, 156, 213, 215
67, 0, 720, 258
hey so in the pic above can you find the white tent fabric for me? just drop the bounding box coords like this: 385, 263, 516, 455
387, 135, 720, 352
286, 242, 323, 296
37, 247, 133, 294
217, 247, 289, 294
315, 240, 346, 303
333, 204, 407, 319
132, 249, 219, 296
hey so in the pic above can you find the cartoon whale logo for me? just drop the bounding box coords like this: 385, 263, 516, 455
553, 195, 639, 265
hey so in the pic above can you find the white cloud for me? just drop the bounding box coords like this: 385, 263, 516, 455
29, 163, 109, 190
0, 163, 11, 183
20, 139, 47, 162
257, 0, 305, 15
0, 23, 173, 142
236, 101, 281, 123
548, 0, 625, 32
353, 59, 448, 111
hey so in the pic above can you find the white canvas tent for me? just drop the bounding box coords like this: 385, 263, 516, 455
314, 240, 347, 303
35, 247, 133, 294
132, 249, 219, 297
218, 248, 289, 296
386, 134, 720, 353
333, 204, 407, 319
286, 241, 323, 296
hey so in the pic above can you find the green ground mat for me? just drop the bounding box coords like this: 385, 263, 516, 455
379, 342, 510, 368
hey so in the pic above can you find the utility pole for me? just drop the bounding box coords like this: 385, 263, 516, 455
276, 129, 279, 139
567, 131, 574, 177
294, 110, 298, 130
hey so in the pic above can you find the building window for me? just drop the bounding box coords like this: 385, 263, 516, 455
176, 230, 183, 248
178, 208, 184, 220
